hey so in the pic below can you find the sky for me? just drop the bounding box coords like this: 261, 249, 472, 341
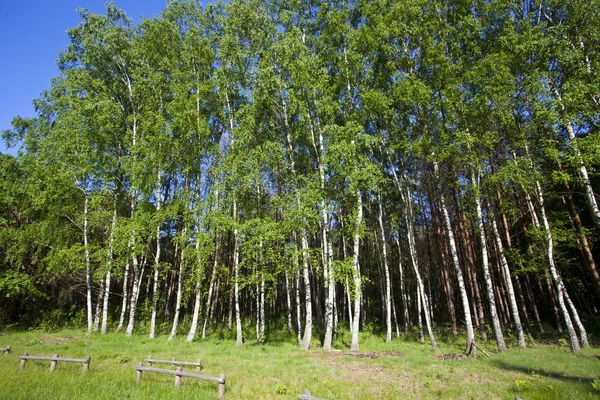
0, 0, 177, 155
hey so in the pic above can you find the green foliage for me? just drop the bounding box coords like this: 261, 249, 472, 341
1, 0, 599, 352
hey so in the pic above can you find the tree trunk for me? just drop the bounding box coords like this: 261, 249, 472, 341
233, 198, 243, 346
396, 239, 410, 335
186, 195, 207, 343
552, 86, 600, 230
116, 260, 129, 333
101, 195, 117, 335
433, 160, 474, 352
83, 195, 93, 334
299, 231, 313, 350
125, 251, 141, 337
377, 194, 392, 343
202, 233, 220, 338
564, 290, 589, 348
472, 171, 506, 352
149, 171, 163, 339
257, 241, 266, 346
404, 184, 437, 350
93, 279, 104, 332
535, 180, 580, 353
169, 225, 187, 341
561, 179, 600, 299
489, 204, 526, 348
285, 271, 293, 333
350, 189, 363, 351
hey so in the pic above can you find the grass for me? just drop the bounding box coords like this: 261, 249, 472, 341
0, 327, 599, 399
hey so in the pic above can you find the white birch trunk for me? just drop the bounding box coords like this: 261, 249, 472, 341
308, 113, 334, 351
93, 280, 104, 332
101, 196, 117, 334
257, 240, 266, 345
168, 227, 187, 341
125, 251, 140, 337
258, 266, 266, 345
149, 171, 163, 339
395, 238, 410, 334
116, 260, 129, 332
489, 205, 526, 348
295, 268, 303, 345
417, 285, 424, 343
202, 233, 219, 339
390, 159, 436, 348
300, 231, 312, 350
564, 290, 589, 347
186, 208, 205, 342
404, 186, 437, 349
285, 271, 293, 333
83, 195, 93, 334
472, 171, 506, 352
433, 160, 474, 352
377, 194, 392, 343
351, 189, 362, 351
233, 198, 243, 346
535, 180, 580, 352
552, 86, 600, 230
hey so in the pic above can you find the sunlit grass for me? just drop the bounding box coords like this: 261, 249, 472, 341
0, 327, 598, 399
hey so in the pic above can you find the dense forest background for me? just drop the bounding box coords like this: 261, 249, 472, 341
1, 0, 599, 353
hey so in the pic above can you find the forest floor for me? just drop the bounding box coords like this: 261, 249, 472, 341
0, 328, 598, 399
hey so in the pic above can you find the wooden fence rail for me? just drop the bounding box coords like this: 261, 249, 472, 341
145, 356, 202, 372
0, 346, 10, 355
134, 363, 225, 398
19, 353, 91, 374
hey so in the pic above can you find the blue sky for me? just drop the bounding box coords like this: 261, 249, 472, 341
0, 1, 176, 155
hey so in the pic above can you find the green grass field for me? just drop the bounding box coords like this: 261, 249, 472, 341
0, 328, 598, 399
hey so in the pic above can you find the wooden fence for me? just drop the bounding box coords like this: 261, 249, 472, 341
134, 363, 225, 398
0, 346, 10, 355
19, 353, 91, 374
145, 356, 202, 372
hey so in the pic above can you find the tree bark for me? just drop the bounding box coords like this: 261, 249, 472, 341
149, 171, 163, 339
489, 203, 526, 348
350, 189, 363, 351
377, 193, 393, 343
535, 180, 580, 352
169, 225, 187, 341
472, 171, 506, 352
433, 160, 474, 352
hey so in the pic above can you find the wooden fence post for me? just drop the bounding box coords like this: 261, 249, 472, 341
19, 353, 28, 369
3, 346, 10, 355
218, 374, 226, 399
50, 354, 58, 372
135, 362, 143, 384
196, 359, 202, 372
175, 366, 182, 387
82, 356, 91, 374
147, 356, 153, 367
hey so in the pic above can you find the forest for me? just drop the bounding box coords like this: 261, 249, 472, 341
1, 0, 599, 356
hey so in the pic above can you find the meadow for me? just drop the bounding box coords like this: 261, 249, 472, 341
0, 328, 598, 399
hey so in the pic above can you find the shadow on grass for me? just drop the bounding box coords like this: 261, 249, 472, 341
492, 360, 595, 384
